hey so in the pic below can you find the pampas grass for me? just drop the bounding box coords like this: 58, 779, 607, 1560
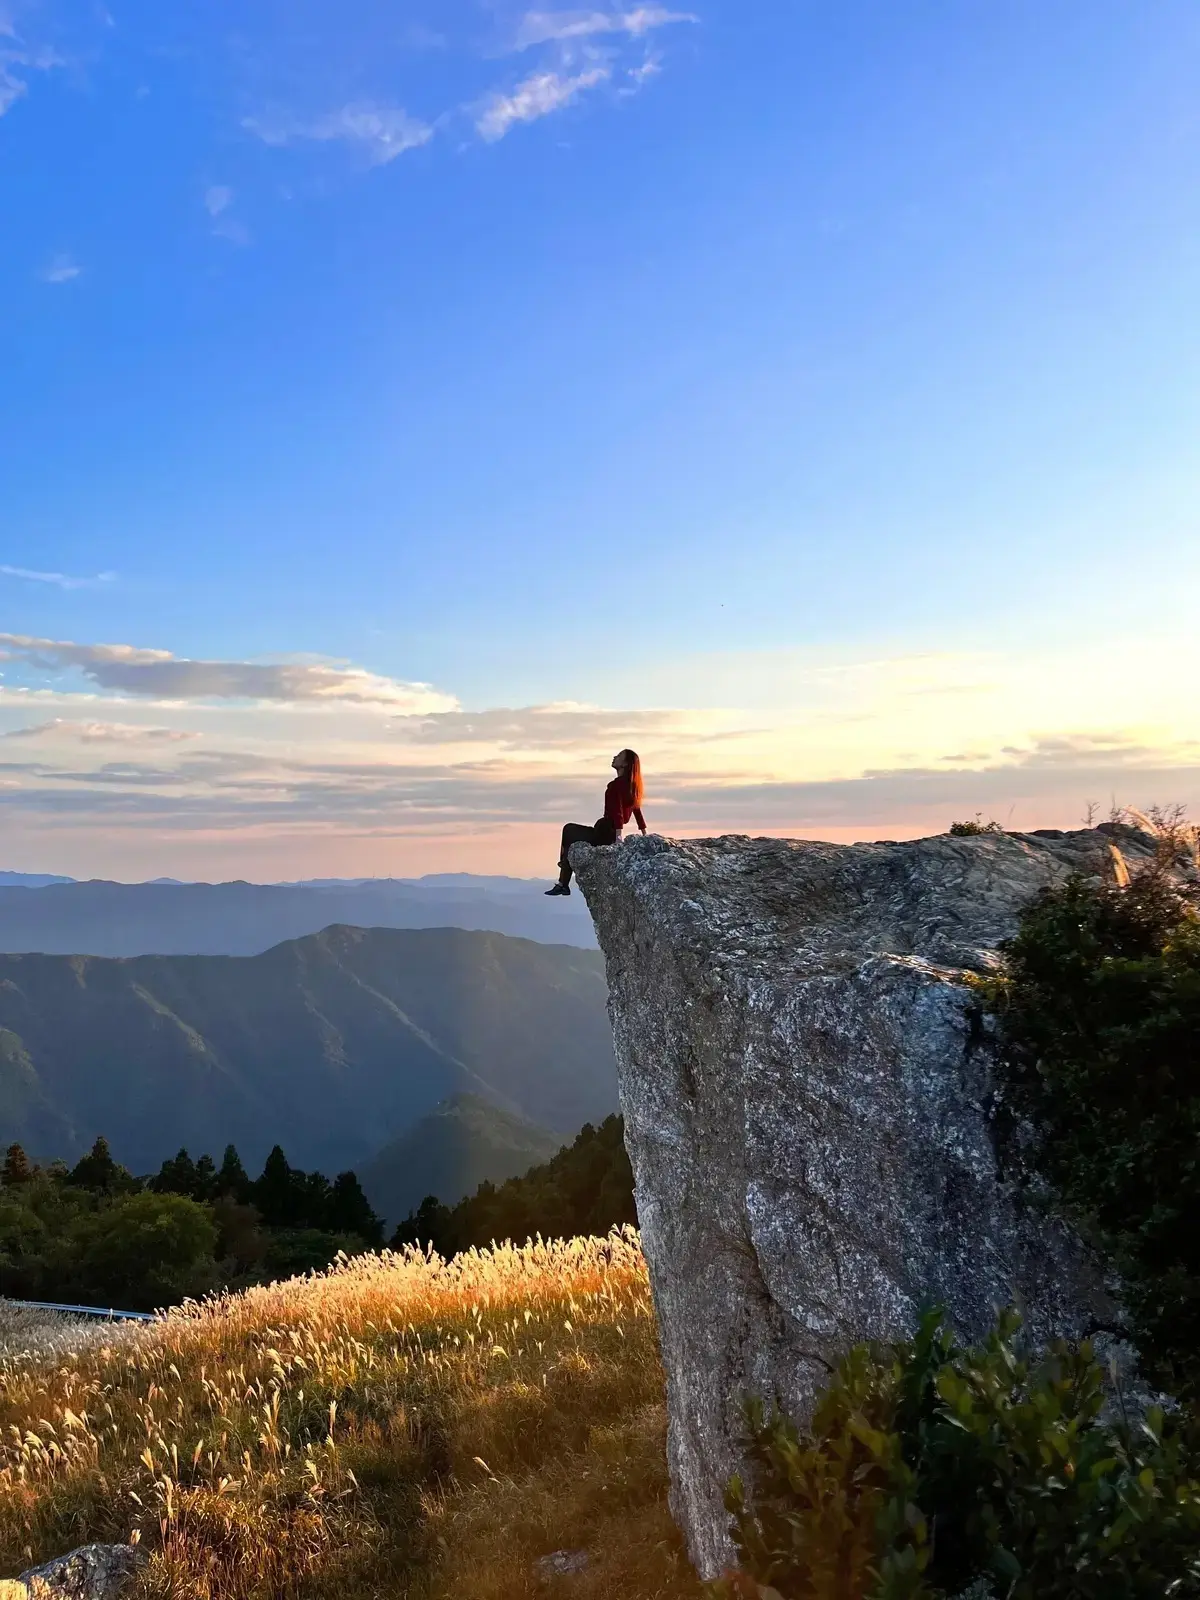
0, 1231, 700, 1599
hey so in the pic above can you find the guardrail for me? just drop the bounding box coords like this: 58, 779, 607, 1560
2, 1298, 157, 1322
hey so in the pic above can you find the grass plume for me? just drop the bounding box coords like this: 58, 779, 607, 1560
0, 1231, 700, 1598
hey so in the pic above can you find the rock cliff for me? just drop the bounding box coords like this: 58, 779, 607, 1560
573, 826, 1139, 1578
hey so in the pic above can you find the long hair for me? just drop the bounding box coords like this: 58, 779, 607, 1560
618, 749, 644, 808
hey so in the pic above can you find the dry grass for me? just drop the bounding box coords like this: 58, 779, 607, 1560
0, 1230, 703, 1599
0, 1305, 143, 1367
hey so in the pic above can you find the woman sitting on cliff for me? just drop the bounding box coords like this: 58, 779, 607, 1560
545, 749, 647, 896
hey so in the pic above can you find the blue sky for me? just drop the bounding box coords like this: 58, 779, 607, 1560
2, 0, 1198, 879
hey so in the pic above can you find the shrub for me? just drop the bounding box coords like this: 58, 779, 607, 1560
717, 1309, 1200, 1600
948, 817, 1004, 837
982, 855, 1200, 1403
55, 1191, 220, 1310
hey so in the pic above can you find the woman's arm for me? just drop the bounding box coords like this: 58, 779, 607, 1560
633, 807, 647, 834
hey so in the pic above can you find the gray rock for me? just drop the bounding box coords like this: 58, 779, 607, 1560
0, 1544, 144, 1600
534, 1548, 590, 1579
573, 827, 1141, 1578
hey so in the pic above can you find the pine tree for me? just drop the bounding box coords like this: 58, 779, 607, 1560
254, 1145, 299, 1227
194, 1153, 217, 1201
216, 1144, 250, 1202
327, 1171, 384, 1244
151, 1148, 198, 1197
300, 1169, 332, 1229
391, 1194, 451, 1253
1, 1143, 32, 1187
67, 1136, 132, 1193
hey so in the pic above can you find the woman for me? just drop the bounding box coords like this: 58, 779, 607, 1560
546, 749, 647, 895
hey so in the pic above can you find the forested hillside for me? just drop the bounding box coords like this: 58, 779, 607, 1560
392, 1114, 636, 1255
0, 1135, 384, 1310
358, 1093, 562, 1227
0, 925, 616, 1175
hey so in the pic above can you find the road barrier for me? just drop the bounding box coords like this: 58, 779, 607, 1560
1, 1298, 157, 1322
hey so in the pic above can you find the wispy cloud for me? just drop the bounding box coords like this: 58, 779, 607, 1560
472, 5, 693, 141
393, 702, 683, 749
0, 633, 458, 710
476, 65, 609, 141
1, 720, 199, 744
513, 6, 696, 49
0, 16, 63, 117
243, 102, 433, 166
0, 565, 112, 589
0, 633, 1197, 877
203, 186, 250, 245
39, 254, 82, 284
622, 52, 662, 92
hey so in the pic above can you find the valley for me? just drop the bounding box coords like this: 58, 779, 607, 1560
0, 924, 616, 1178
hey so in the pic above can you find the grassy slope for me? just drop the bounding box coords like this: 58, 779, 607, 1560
0, 926, 616, 1174
0, 1232, 701, 1600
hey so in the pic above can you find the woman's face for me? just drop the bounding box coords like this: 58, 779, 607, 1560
612, 752, 627, 774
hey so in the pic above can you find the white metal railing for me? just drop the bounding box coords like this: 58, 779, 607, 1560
2, 1298, 157, 1322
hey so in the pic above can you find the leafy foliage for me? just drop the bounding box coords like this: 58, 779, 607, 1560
0, 1136, 382, 1310
391, 1113, 635, 1255
948, 817, 1004, 837
982, 853, 1200, 1402
66, 1134, 140, 1196
717, 1309, 1200, 1600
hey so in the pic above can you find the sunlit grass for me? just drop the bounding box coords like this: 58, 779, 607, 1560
0, 1230, 701, 1598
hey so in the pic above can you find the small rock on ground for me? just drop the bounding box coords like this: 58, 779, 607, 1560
535, 1549, 589, 1579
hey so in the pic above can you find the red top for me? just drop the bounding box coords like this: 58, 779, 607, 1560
604, 775, 646, 833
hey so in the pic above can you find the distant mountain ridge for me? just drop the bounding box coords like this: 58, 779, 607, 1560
0, 875, 595, 956
0, 925, 616, 1176
358, 1093, 563, 1227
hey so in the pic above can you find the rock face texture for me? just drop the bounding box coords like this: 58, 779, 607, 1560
0, 1544, 144, 1599
573, 826, 1139, 1579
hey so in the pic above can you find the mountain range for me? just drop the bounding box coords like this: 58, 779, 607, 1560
0, 925, 616, 1178
0, 875, 596, 956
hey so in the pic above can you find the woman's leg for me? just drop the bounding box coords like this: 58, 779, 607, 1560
557, 822, 597, 885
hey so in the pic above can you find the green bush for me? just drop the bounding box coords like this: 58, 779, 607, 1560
982, 859, 1200, 1403
948, 817, 1004, 837
56, 1191, 220, 1311
0, 1136, 385, 1309
716, 1309, 1200, 1600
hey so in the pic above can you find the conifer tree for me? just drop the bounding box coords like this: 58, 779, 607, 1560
326, 1171, 383, 1244
194, 1153, 217, 1201
299, 1169, 332, 1228
254, 1145, 299, 1227
1, 1143, 32, 1187
67, 1135, 133, 1194
151, 1148, 197, 1197
216, 1144, 250, 1202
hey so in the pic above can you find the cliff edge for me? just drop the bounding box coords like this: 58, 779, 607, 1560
573, 826, 1139, 1577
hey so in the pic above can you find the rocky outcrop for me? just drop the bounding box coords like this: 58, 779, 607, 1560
0, 1544, 144, 1599
573, 826, 1140, 1578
